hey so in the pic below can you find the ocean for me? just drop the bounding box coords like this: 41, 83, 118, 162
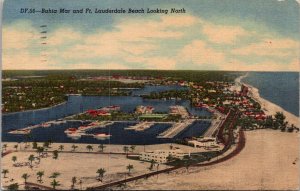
242, 72, 299, 117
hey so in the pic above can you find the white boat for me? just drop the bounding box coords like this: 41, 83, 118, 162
66, 132, 83, 140
94, 133, 111, 140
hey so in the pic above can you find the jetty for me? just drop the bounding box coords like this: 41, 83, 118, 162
125, 122, 155, 131
157, 119, 195, 138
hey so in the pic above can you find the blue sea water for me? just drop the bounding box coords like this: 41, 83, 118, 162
242, 72, 299, 117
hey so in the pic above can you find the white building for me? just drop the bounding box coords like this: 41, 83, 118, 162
188, 137, 219, 148
139, 149, 186, 163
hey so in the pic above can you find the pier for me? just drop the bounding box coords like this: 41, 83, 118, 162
125, 122, 155, 131
157, 119, 196, 138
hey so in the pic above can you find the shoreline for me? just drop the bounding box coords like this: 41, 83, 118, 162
236, 73, 300, 127
2, 100, 68, 116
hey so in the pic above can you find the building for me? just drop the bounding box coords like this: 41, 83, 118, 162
135, 105, 154, 114
139, 149, 186, 163
169, 105, 189, 118
240, 85, 249, 96
188, 137, 219, 148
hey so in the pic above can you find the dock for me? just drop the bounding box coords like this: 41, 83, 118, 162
157, 119, 195, 138
125, 122, 155, 131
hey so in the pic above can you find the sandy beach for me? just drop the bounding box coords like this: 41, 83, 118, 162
237, 73, 300, 127
126, 129, 299, 190
1, 142, 218, 190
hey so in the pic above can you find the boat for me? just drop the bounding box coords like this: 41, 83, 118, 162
66, 132, 82, 140
94, 133, 111, 140
64, 128, 77, 134
41, 123, 51, 128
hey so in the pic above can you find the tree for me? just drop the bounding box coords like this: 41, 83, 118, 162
126, 164, 134, 175
130, 145, 136, 153
2, 144, 7, 151
36, 171, 44, 183
2, 169, 9, 178
264, 115, 273, 129
274, 112, 286, 129
13, 144, 18, 151
51, 179, 60, 190
96, 168, 106, 182
79, 179, 83, 190
71, 144, 78, 152
50, 172, 61, 179
12, 156, 17, 164
36, 146, 44, 156
166, 154, 173, 163
59, 145, 64, 151
32, 142, 38, 149
98, 144, 106, 152
86, 145, 93, 152
43, 141, 50, 148
149, 159, 155, 171
53, 150, 59, 159
71, 176, 77, 189
7, 183, 19, 191
28, 154, 35, 166
183, 156, 192, 173
22, 173, 29, 184
123, 146, 129, 157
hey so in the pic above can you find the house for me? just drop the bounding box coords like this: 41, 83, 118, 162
139, 149, 186, 163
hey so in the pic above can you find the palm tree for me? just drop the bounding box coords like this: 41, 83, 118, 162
12, 156, 17, 164
51, 179, 60, 190
22, 173, 29, 184
32, 142, 38, 149
86, 145, 93, 152
71, 176, 77, 189
53, 150, 59, 159
98, 144, 105, 152
59, 145, 64, 151
28, 154, 35, 166
96, 168, 106, 182
7, 183, 19, 191
2, 169, 9, 178
149, 159, 155, 171
43, 141, 50, 148
167, 154, 174, 163
2, 144, 8, 152
79, 179, 83, 190
36, 171, 44, 182
36, 146, 44, 156
130, 145, 136, 153
126, 164, 134, 175
123, 146, 129, 157
50, 172, 61, 178
13, 144, 18, 151
71, 144, 78, 152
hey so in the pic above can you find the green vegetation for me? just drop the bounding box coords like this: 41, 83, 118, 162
2, 169, 9, 178
96, 168, 106, 182
2, 70, 238, 112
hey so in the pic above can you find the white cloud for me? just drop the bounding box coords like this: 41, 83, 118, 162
2, 14, 299, 72
179, 40, 225, 65
232, 38, 298, 58
201, 23, 249, 44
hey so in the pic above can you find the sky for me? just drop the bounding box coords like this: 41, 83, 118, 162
2, 0, 300, 71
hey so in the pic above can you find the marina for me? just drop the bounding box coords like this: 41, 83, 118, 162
157, 119, 196, 138
125, 122, 155, 131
